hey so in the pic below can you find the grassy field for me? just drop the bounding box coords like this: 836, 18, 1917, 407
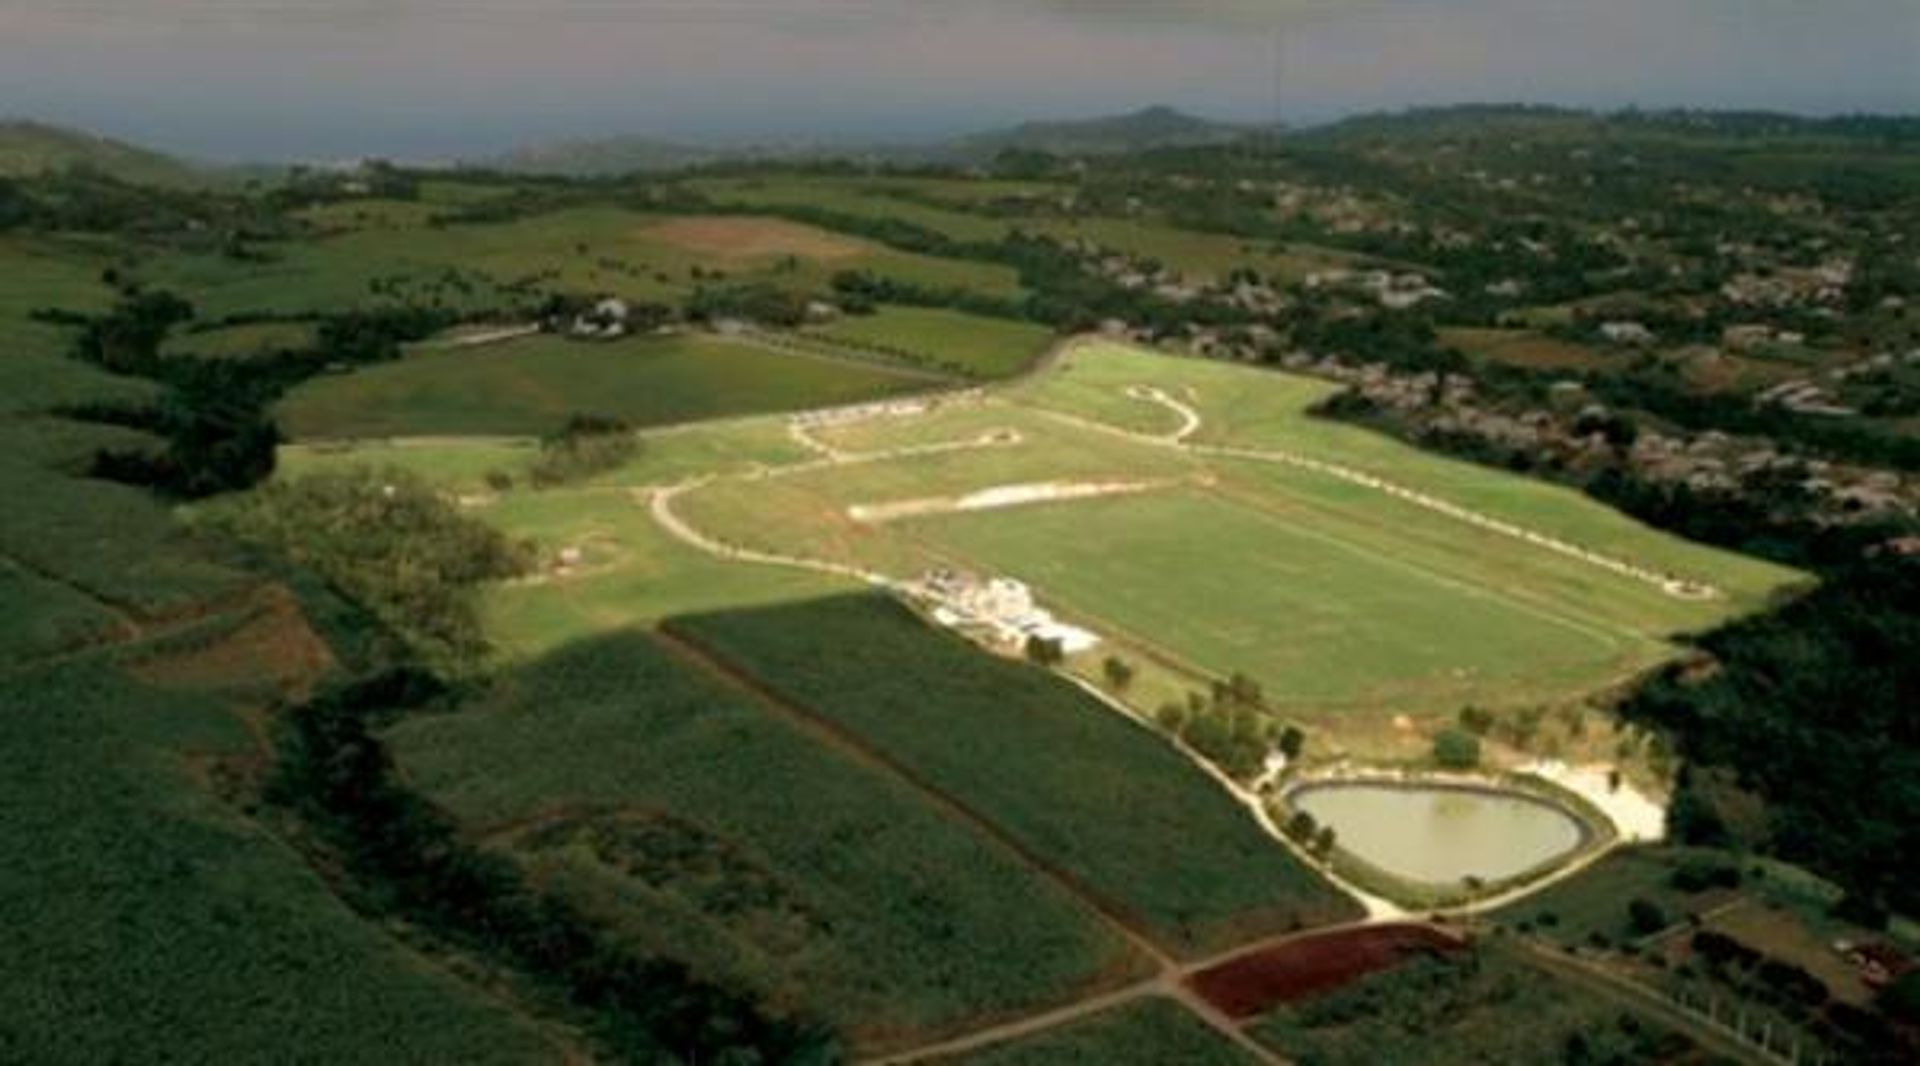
134, 207, 1024, 320
669, 594, 1362, 956
686, 176, 1361, 286
387, 630, 1140, 1051
1249, 943, 1698, 1064
0, 236, 115, 360
689, 177, 1020, 242
0, 655, 561, 1065
915, 487, 1661, 711
275, 332, 936, 439
161, 320, 320, 360
803, 306, 1056, 379
666, 342, 1799, 737
937, 997, 1257, 1065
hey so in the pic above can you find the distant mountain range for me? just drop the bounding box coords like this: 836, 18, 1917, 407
0, 119, 205, 187
479, 106, 1252, 176
9, 105, 1910, 187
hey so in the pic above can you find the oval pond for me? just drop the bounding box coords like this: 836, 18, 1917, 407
1291, 782, 1584, 886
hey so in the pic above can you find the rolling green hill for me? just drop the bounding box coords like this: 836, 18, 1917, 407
0, 120, 202, 187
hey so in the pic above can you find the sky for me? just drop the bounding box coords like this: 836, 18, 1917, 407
1, 0, 1915, 162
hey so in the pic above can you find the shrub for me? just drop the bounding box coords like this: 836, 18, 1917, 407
1627, 898, 1668, 936
529, 414, 638, 488
1433, 727, 1482, 769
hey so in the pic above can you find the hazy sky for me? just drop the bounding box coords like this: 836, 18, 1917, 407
1, 1, 1915, 161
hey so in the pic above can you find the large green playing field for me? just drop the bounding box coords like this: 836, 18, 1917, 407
664, 342, 1801, 734
275, 332, 938, 439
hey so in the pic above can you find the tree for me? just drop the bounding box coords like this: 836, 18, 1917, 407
1102, 655, 1135, 691
1627, 898, 1668, 936
1433, 728, 1482, 770
1313, 826, 1337, 857
1458, 705, 1495, 736
1024, 635, 1064, 667
1279, 725, 1306, 761
1284, 810, 1318, 843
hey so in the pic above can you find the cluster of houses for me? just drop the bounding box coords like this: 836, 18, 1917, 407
1269, 351, 1916, 527
1719, 259, 1854, 308
912, 569, 1101, 656
1304, 269, 1450, 310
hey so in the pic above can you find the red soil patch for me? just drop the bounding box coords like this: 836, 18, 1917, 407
644, 215, 871, 262
1187, 923, 1466, 1019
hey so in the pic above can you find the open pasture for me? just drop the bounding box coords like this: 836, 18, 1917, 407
133, 206, 1024, 320
803, 306, 1056, 380
688, 177, 1022, 243
161, 320, 319, 360
387, 630, 1140, 1052
275, 332, 936, 439
668, 594, 1363, 957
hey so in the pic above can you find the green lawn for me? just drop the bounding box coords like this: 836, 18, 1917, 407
805, 306, 1056, 379
939, 997, 1257, 1066
912, 486, 1659, 713
387, 631, 1140, 1051
668, 594, 1362, 957
275, 332, 936, 439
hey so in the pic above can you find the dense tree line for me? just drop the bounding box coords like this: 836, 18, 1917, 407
1619, 556, 1920, 919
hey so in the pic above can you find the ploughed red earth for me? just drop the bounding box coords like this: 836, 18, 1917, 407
1186, 923, 1467, 1019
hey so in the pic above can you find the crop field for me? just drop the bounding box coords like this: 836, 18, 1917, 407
387, 631, 1141, 1052
666, 342, 1800, 734
667, 594, 1363, 956
684, 177, 1363, 285
1, 656, 559, 1065
1249, 944, 1700, 1065
0, 561, 126, 663
275, 332, 937, 439
0, 236, 117, 392
939, 997, 1258, 1066
0, 455, 255, 618
133, 207, 1024, 320
688, 177, 1021, 242
803, 306, 1056, 379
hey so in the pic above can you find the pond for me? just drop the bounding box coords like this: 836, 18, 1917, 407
1291, 782, 1585, 886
